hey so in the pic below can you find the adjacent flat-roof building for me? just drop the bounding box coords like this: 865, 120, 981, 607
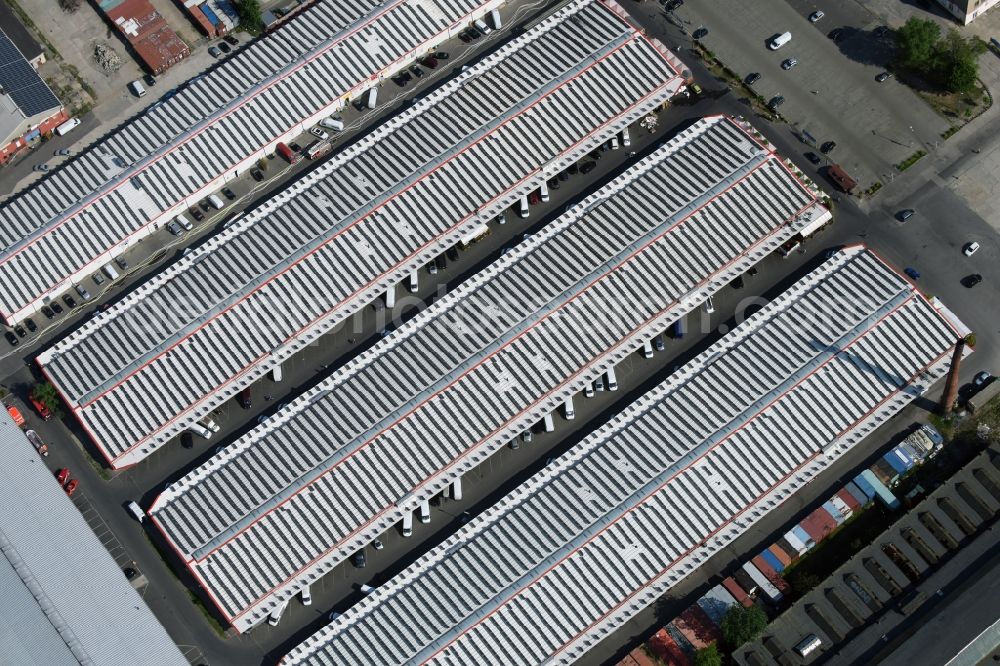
0, 409, 186, 666
0, 0, 508, 324
146, 113, 829, 632
39, 0, 689, 470
99, 0, 190, 75
0, 1, 45, 67
281, 246, 966, 665
0, 25, 64, 165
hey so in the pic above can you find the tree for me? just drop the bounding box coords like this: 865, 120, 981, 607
720, 604, 768, 649
940, 30, 985, 93
896, 17, 940, 69
234, 0, 264, 34
694, 643, 723, 666
31, 382, 64, 418
58, 0, 81, 12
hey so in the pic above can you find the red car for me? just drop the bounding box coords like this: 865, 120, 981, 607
55, 468, 70, 485
64, 478, 78, 496
30, 396, 52, 421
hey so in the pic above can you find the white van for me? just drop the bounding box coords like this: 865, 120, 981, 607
519, 194, 529, 218
300, 586, 312, 606
102, 263, 120, 281
320, 116, 344, 131
200, 417, 220, 433
606, 367, 618, 391
366, 88, 378, 109
622, 127, 631, 147
55, 117, 81, 136
408, 271, 418, 292
175, 214, 193, 231
360, 584, 376, 595
126, 500, 145, 523
208, 194, 225, 210
542, 413, 554, 432
474, 18, 491, 34
419, 503, 430, 524
129, 80, 147, 97
703, 296, 715, 314
769, 32, 792, 50
564, 398, 575, 420
539, 181, 549, 202
642, 339, 653, 359
188, 422, 213, 440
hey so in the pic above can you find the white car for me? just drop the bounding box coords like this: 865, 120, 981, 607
964, 241, 980, 257
809, 10, 824, 22
310, 127, 330, 141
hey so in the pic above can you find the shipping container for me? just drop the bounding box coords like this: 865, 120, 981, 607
860, 469, 901, 509
781, 530, 810, 555
871, 458, 899, 486
722, 576, 753, 607
823, 500, 847, 524
851, 474, 878, 501
791, 525, 816, 550
647, 628, 691, 666
675, 606, 722, 649
768, 543, 793, 567
799, 507, 838, 543
836, 488, 862, 513
664, 622, 696, 655
882, 452, 909, 475
743, 561, 783, 603
759, 548, 786, 573
751, 555, 790, 594
893, 446, 916, 469
697, 586, 737, 624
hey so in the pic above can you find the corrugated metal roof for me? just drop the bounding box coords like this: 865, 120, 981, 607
39, 0, 688, 469
280, 247, 964, 666
0, 411, 186, 666
0, 0, 507, 322
146, 113, 828, 632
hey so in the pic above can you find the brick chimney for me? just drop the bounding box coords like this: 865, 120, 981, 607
939, 338, 965, 415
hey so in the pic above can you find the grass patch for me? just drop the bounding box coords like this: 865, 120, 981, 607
189, 590, 229, 638
914, 79, 989, 121
896, 150, 927, 171
862, 181, 883, 198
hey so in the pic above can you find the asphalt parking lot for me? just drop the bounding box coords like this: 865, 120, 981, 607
658, 0, 948, 189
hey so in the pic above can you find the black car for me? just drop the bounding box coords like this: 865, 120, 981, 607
143, 74, 156, 87
14, 324, 26, 338
190, 208, 205, 222
897, 208, 915, 222
208, 46, 221, 58
730, 275, 745, 289
4, 331, 17, 346
392, 73, 410, 87
547, 177, 560, 190
290, 142, 301, 153
692, 27, 709, 39
435, 255, 447, 271
410, 65, 424, 78
446, 246, 459, 262
123, 567, 138, 580
218, 42, 231, 54
557, 170, 569, 181
580, 161, 597, 174
222, 187, 236, 200
467, 26, 482, 39
963, 273, 983, 288
62, 294, 76, 309
458, 30, 473, 43
875, 71, 891, 82
237, 388, 252, 410
434, 51, 449, 59
224, 34, 239, 46
568, 163, 579, 175
767, 95, 785, 110
820, 141, 836, 154
745, 72, 761, 86
805, 152, 821, 165
198, 199, 211, 212
419, 56, 439, 69
250, 168, 264, 182
351, 551, 366, 568
51, 301, 63, 314
180, 432, 194, 449
41, 306, 54, 319
25, 318, 36, 333
873, 25, 889, 38
665, 0, 683, 10
828, 28, 844, 42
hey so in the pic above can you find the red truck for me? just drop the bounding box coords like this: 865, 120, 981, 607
827, 163, 857, 194
29, 396, 52, 421
276, 141, 301, 164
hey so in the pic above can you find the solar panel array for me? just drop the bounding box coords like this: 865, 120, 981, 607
281, 247, 963, 666
148, 114, 828, 632
0, 0, 505, 322
39, 0, 688, 470
0, 28, 60, 117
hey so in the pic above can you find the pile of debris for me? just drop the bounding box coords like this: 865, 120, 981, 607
94, 42, 122, 75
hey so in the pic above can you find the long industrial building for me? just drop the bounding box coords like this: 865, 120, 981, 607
38, 0, 688, 469
0, 0, 508, 324
280, 246, 967, 665
147, 114, 830, 632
